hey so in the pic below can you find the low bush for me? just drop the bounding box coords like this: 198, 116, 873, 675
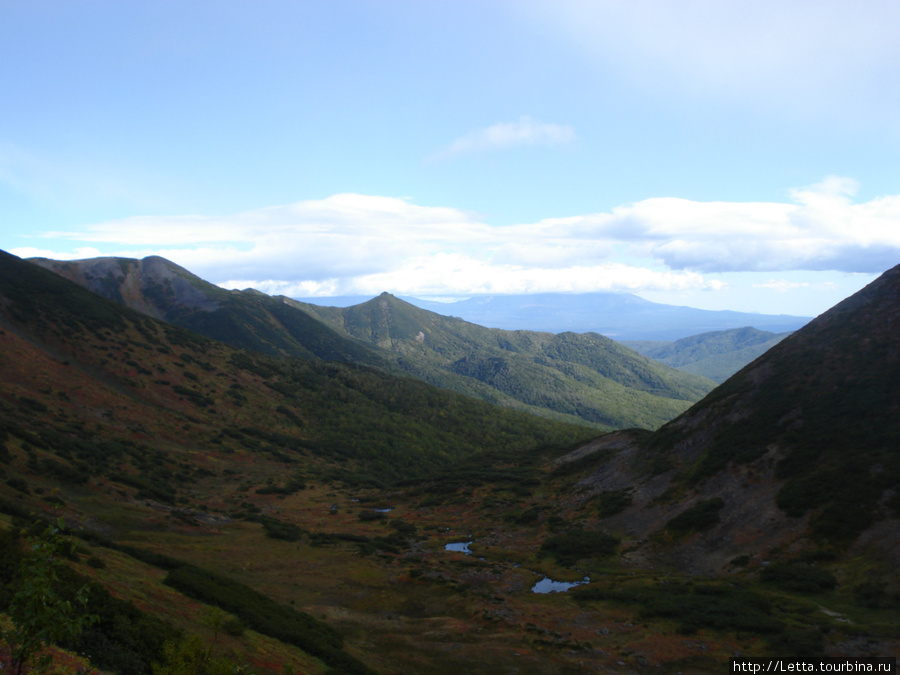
163, 566, 376, 674
574, 581, 783, 636
665, 497, 724, 534
594, 489, 632, 518
760, 563, 837, 593
539, 529, 619, 566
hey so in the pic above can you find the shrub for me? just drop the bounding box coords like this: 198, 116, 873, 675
665, 497, 724, 534
163, 566, 377, 674
256, 516, 305, 542
574, 581, 783, 636
358, 510, 388, 522
760, 563, 837, 593
594, 489, 632, 518
539, 529, 619, 566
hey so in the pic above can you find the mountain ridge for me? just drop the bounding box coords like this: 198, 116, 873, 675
288, 290, 715, 429
29, 255, 382, 366
32, 256, 715, 430
296, 291, 811, 340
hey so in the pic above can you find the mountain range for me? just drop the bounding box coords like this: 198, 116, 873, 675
1, 249, 897, 673
31, 255, 715, 430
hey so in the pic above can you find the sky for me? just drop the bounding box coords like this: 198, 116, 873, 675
2, 0, 899, 317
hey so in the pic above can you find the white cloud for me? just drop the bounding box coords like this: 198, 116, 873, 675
11, 246, 104, 260
20, 177, 900, 301
533, 176, 900, 273
753, 279, 812, 293
428, 116, 575, 162
226, 258, 720, 298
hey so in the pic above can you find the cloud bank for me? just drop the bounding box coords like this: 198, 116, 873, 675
16, 177, 899, 300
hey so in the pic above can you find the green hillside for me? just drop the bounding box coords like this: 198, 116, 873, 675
548, 264, 900, 576
624, 326, 791, 383
291, 292, 715, 430
33, 256, 715, 430
2, 250, 591, 487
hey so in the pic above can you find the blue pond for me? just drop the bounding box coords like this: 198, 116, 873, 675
531, 576, 589, 594
444, 541, 472, 555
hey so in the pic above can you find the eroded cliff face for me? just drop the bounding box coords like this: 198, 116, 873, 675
30, 255, 222, 320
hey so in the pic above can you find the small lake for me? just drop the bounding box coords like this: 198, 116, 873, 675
531, 576, 589, 594
444, 541, 473, 555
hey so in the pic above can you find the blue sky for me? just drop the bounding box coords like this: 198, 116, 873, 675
2, 0, 899, 316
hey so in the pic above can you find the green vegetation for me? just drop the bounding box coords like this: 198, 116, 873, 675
1, 519, 97, 674
0, 519, 178, 675
625, 327, 790, 383
573, 580, 783, 636
539, 529, 619, 566
3, 250, 898, 672
29, 253, 720, 430
642, 266, 900, 546
664, 497, 724, 535
152, 633, 242, 675
759, 563, 837, 593
593, 488, 633, 518
297, 293, 715, 430
163, 565, 377, 674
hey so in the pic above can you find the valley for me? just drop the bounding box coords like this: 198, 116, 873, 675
1, 250, 898, 674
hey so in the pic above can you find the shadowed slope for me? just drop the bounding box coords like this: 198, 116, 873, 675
554, 264, 900, 571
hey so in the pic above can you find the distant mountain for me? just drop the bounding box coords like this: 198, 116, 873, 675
624, 326, 792, 383
32, 256, 715, 430
290, 291, 715, 430
555, 263, 900, 572
297, 292, 811, 340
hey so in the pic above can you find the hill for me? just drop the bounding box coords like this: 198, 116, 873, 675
289, 291, 715, 430
624, 326, 792, 383
32, 256, 715, 430
0, 248, 599, 672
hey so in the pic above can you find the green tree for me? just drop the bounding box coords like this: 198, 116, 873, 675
1, 518, 98, 675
